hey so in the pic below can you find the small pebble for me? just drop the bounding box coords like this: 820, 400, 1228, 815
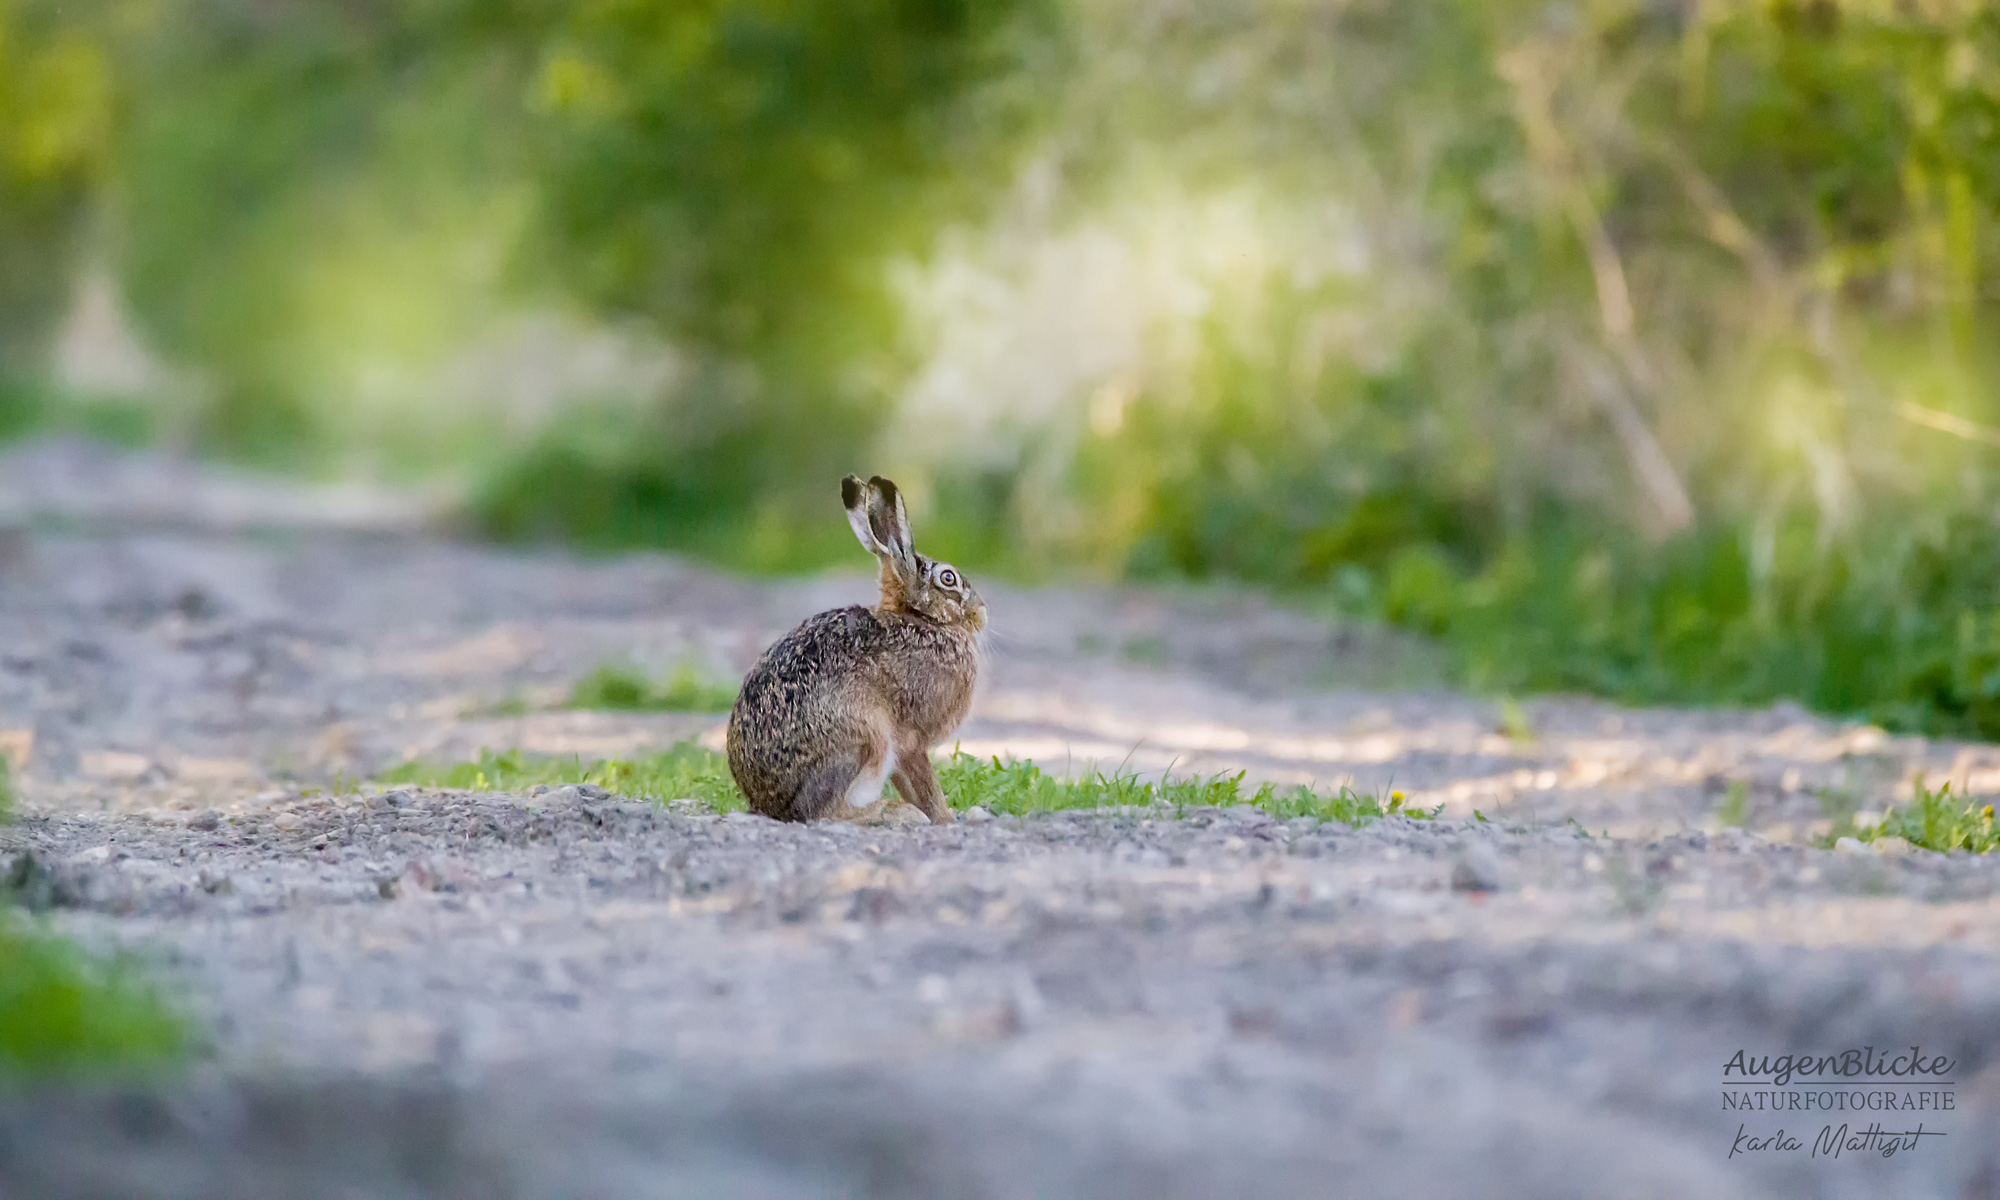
962, 806, 993, 823
1834, 836, 1867, 854
1451, 845, 1504, 893
188, 810, 221, 831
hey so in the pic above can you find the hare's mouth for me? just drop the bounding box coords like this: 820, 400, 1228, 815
967, 602, 988, 633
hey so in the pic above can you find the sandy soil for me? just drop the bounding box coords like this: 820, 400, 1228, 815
2, 439, 1998, 1199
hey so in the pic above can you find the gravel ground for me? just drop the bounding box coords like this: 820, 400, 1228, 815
3, 440, 2000, 1198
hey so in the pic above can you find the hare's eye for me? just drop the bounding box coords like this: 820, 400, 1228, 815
938, 568, 958, 588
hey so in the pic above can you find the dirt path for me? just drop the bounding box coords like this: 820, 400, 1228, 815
3, 441, 1998, 1198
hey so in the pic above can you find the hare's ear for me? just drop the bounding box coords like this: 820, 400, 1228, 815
866, 476, 918, 578
842, 475, 887, 559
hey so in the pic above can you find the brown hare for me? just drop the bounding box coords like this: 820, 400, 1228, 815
726, 475, 986, 823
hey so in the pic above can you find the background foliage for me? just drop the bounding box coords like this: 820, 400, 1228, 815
5, 0, 2000, 732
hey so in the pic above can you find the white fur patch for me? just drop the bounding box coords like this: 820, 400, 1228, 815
844, 745, 898, 814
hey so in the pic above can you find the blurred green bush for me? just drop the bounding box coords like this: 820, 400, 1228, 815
0, 0, 109, 375
4, 0, 2000, 732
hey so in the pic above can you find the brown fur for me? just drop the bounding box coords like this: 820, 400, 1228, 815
725, 477, 986, 823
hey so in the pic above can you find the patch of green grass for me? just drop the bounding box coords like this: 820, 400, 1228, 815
0, 914, 187, 1079
1814, 783, 1863, 838
1837, 780, 1999, 855
567, 663, 739, 713
1717, 780, 1749, 828
483, 694, 534, 719
0, 755, 13, 823
1497, 696, 1535, 745
1391, 518, 2000, 742
0, 378, 159, 450
378, 742, 746, 812
935, 752, 1439, 825
377, 742, 1439, 827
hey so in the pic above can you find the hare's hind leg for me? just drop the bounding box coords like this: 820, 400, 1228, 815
784, 703, 905, 822
796, 743, 890, 821
850, 757, 933, 826
840, 743, 898, 819
803, 731, 904, 823
791, 753, 863, 821
891, 749, 954, 825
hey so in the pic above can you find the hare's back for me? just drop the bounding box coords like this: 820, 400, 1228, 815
733, 606, 890, 738
743, 607, 886, 694
734, 605, 968, 726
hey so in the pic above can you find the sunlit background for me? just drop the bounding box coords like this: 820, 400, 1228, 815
4, 0, 2000, 732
